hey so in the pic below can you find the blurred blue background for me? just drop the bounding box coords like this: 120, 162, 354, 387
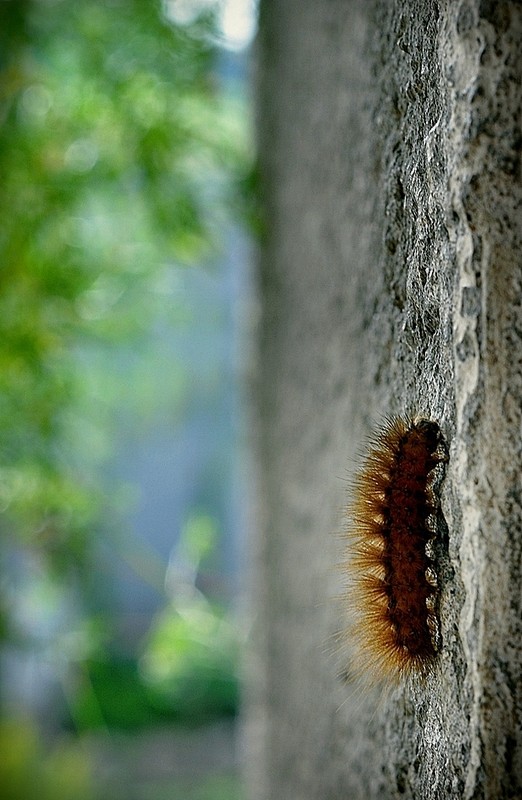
0, 1, 258, 797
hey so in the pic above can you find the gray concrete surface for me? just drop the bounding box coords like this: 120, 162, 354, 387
247, 1, 522, 798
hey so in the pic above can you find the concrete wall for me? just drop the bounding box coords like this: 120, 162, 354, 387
247, 1, 522, 798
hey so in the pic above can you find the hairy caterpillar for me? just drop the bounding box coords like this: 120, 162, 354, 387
343, 416, 448, 684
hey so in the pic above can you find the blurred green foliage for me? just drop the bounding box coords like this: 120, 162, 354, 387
0, 0, 251, 758
0, 717, 95, 800
0, 0, 250, 570
141, 602, 239, 722
70, 511, 239, 731
139, 511, 239, 725
0, 715, 244, 800
150, 773, 243, 800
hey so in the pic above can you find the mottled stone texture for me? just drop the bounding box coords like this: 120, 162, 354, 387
247, 1, 522, 799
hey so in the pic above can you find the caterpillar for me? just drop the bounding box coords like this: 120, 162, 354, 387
343, 416, 448, 684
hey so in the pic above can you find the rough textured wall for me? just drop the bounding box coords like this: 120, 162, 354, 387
248, 1, 522, 799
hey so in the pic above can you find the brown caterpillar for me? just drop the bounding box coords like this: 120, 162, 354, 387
343, 416, 448, 684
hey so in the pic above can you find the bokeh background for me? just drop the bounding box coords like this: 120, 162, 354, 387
0, 1, 257, 797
